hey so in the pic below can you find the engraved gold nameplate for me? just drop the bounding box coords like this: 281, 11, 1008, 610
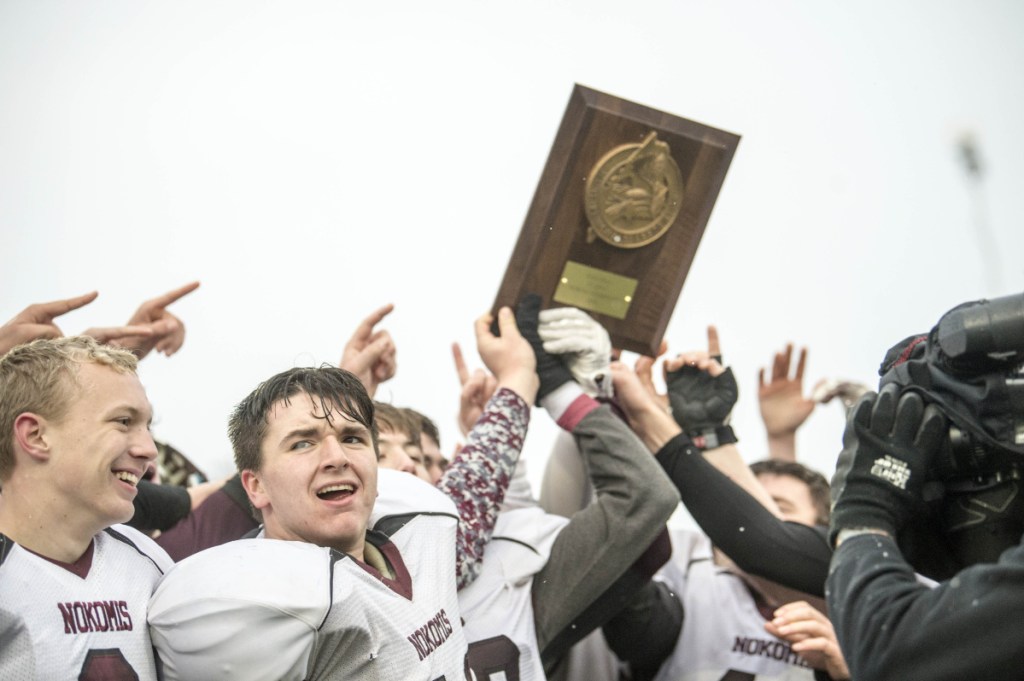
553, 261, 638, 320
585, 132, 683, 249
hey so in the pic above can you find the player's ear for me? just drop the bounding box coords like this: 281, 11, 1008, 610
240, 469, 270, 511
13, 413, 51, 463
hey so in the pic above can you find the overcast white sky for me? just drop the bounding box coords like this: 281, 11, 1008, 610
1, 1, 1022, 495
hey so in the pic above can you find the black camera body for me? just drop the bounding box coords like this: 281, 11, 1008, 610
878, 292, 1024, 576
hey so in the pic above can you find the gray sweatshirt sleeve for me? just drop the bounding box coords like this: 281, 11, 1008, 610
533, 404, 680, 655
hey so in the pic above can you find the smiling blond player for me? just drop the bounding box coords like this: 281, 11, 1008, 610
0, 337, 172, 681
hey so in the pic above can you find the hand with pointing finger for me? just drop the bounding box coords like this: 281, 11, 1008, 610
1, 292, 101, 355
451, 342, 498, 437
339, 304, 397, 398
113, 281, 201, 360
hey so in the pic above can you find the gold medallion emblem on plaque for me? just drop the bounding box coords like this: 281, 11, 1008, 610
585, 132, 684, 249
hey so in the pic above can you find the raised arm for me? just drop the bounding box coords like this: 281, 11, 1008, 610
438, 306, 537, 588
613, 354, 783, 516
612, 334, 832, 597
508, 300, 679, 664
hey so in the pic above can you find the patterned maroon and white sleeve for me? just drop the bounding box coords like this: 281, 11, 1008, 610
438, 386, 530, 590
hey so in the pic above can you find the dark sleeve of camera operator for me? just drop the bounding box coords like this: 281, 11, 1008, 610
655, 433, 832, 596
827, 532, 1024, 681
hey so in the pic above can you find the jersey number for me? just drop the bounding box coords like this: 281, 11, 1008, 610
718, 672, 755, 681
464, 635, 521, 681
79, 648, 139, 681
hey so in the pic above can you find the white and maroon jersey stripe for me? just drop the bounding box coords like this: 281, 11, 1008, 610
0, 525, 171, 681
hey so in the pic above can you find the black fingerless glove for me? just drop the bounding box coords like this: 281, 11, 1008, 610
665, 364, 738, 446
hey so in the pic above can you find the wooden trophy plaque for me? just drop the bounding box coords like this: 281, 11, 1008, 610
493, 84, 740, 356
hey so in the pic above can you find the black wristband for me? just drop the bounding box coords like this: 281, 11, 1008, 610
689, 425, 738, 450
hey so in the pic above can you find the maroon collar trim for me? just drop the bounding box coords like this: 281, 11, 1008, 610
23, 539, 95, 579
357, 531, 413, 600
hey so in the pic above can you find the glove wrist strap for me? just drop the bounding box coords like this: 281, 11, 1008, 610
689, 425, 738, 450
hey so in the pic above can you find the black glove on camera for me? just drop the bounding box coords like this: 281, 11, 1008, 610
829, 383, 947, 547
665, 362, 738, 446
515, 293, 575, 402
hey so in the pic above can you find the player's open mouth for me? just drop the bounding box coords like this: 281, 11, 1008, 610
317, 483, 355, 501
114, 470, 140, 486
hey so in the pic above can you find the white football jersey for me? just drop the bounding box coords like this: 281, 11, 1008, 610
549, 629, 625, 681
458, 506, 569, 681
149, 470, 468, 681
650, 530, 815, 681
0, 525, 172, 681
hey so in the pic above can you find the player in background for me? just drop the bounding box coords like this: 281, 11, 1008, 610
599, 330, 849, 681
402, 408, 448, 485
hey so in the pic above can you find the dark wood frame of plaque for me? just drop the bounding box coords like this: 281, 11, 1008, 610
493, 84, 740, 356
